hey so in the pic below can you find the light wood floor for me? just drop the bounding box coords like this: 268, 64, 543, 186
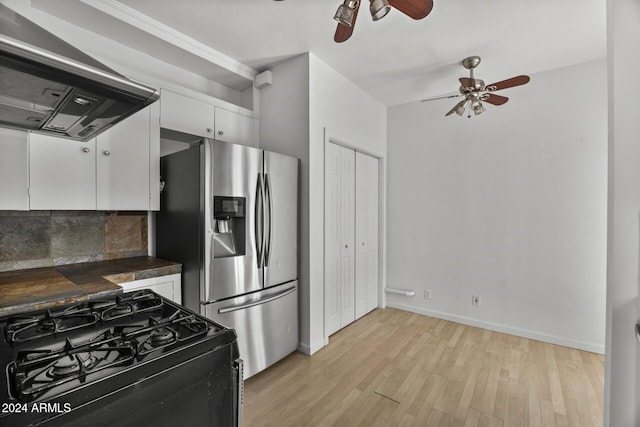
244, 308, 604, 427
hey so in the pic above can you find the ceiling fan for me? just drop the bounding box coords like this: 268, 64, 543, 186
333, 0, 434, 43
422, 56, 530, 117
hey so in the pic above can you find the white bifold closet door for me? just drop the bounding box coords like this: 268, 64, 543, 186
325, 142, 379, 337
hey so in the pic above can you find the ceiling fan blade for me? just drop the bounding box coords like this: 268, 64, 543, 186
334, 2, 360, 43
485, 75, 530, 91
482, 93, 509, 106
421, 93, 462, 102
388, 0, 434, 20
445, 100, 465, 116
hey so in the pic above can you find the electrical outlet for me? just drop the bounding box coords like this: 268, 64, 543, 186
424, 289, 432, 300
472, 295, 481, 307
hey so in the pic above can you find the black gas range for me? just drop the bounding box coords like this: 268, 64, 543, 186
0, 289, 242, 427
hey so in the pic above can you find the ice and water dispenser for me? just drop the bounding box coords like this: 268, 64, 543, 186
213, 196, 246, 258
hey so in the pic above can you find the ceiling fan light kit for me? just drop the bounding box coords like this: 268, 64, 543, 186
333, 0, 434, 42
455, 100, 469, 116
334, 0, 360, 27
425, 55, 530, 118
370, 0, 392, 21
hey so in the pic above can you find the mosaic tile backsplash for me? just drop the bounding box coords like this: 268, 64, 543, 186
0, 211, 148, 272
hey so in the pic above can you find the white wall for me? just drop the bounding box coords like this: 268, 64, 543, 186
605, 0, 640, 425
308, 54, 387, 351
260, 53, 386, 354
387, 59, 608, 353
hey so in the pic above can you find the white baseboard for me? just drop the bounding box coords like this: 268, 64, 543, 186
297, 338, 325, 356
386, 302, 605, 355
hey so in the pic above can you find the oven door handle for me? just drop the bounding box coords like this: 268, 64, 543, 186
218, 286, 296, 314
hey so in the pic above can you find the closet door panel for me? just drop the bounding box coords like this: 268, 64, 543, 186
355, 153, 369, 318
324, 142, 342, 336
356, 152, 379, 317
366, 154, 379, 312
338, 146, 355, 328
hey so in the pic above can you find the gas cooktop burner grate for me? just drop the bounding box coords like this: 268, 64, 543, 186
4, 306, 100, 344
8, 331, 135, 401
96, 291, 164, 321
116, 308, 209, 358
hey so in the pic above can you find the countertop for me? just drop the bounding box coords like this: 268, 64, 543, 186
0, 256, 182, 318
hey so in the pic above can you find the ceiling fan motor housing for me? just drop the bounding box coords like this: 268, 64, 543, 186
462, 56, 481, 70
460, 79, 484, 94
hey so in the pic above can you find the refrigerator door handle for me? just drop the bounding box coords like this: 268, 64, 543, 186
255, 173, 264, 268
264, 173, 273, 267
217, 285, 296, 314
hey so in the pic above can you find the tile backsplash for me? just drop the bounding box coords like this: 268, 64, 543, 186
0, 211, 148, 272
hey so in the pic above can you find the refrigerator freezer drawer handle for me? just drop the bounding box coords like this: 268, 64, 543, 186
218, 286, 296, 314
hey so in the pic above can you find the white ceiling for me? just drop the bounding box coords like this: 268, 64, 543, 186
65, 0, 609, 106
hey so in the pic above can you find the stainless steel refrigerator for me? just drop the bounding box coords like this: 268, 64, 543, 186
156, 139, 298, 379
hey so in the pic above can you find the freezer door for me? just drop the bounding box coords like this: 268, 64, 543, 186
205, 140, 263, 302
263, 150, 299, 288
204, 281, 298, 379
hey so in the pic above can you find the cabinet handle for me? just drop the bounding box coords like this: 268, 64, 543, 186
218, 130, 224, 135
103, 150, 110, 156
345, 244, 348, 248
206, 128, 213, 133
82, 147, 90, 153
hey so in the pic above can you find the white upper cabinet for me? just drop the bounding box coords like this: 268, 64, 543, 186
0, 128, 29, 210
160, 88, 258, 146
29, 133, 97, 210
214, 107, 258, 147
96, 105, 158, 211
160, 89, 215, 138
28, 104, 160, 211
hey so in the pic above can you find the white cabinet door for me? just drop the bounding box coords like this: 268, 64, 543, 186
0, 128, 29, 210
355, 152, 379, 317
29, 133, 96, 210
324, 142, 355, 336
119, 273, 182, 304
160, 89, 215, 138
96, 107, 151, 210
214, 107, 258, 147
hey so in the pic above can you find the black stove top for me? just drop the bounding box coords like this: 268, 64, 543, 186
0, 290, 236, 405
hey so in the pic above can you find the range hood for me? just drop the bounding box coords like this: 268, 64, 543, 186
0, 4, 159, 141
